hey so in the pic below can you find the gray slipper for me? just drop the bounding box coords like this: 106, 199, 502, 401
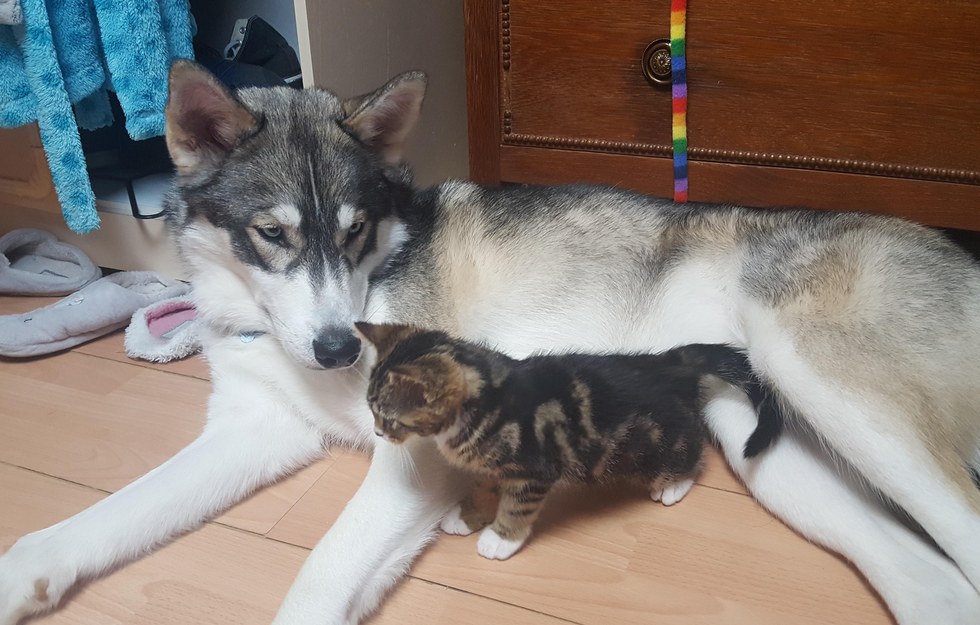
0, 271, 190, 358
0, 228, 102, 296
124, 295, 201, 362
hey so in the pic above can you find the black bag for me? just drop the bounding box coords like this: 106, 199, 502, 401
220, 15, 303, 88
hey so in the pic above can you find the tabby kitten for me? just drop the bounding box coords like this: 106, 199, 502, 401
356, 322, 779, 561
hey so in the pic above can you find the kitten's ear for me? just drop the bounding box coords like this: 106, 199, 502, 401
384, 370, 428, 412
341, 71, 427, 165
355, 322, 415, 356
353, 321, 383, 345
165, 60, 260, 175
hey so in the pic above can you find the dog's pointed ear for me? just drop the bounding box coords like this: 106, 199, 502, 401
356, 322, 415, 357
341, 71, 427, 165
384, 368, 429, 413
165, 60, 259, 175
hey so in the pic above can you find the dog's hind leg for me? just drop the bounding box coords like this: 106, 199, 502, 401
0, 387, 324, 625
756, 359, 980, 591
742, 312, 980, 596
704, 379, 980, 625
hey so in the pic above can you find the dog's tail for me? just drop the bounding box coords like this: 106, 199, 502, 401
673, 344, 782, 459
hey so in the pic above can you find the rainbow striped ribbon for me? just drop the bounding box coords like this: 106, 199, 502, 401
670, 0, 688, 203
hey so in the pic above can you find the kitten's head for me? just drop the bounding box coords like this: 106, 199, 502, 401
357, 322, 468, 443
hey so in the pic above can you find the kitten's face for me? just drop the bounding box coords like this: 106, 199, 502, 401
367, 367, 462, 443
357, 322, 467, 444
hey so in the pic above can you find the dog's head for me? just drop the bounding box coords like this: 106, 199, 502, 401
163, 61, 424, 369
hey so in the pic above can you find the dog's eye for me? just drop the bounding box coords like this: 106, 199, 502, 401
256, 225, 282, 241
347, 220, 364, 238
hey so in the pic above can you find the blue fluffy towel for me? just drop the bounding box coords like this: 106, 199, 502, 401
0, 0, 193, 233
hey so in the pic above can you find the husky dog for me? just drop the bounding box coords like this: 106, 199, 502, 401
1, 60, 979, 625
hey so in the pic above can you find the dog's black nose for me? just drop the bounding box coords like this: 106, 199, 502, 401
312, 329, 361, 369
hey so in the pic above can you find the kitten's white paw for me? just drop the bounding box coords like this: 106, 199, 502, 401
653, 477, 695, 506
440, 504, 476, 536
477, 527, 525, 561
650, 477, 666, 502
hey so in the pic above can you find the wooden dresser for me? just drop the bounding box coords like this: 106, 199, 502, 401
464, 0, 980, 231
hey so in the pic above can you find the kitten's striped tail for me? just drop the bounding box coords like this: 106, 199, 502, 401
674, 344, 783, 459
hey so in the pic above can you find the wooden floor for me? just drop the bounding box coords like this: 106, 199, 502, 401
0, 294, 895, 625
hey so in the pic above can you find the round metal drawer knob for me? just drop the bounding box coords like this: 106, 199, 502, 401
642, 39, 672, 86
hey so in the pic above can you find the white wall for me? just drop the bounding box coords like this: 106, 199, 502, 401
295, 0, 469, 187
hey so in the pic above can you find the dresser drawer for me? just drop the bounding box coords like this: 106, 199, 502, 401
0, 124, 59, 212
691, 0, 980, 184
466, 0, 980, 230
504, 0, 672, 149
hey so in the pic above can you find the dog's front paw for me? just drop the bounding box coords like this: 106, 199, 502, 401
476, 527, 525, 561
0, 536, 69, 625
440, 504, 479, 536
